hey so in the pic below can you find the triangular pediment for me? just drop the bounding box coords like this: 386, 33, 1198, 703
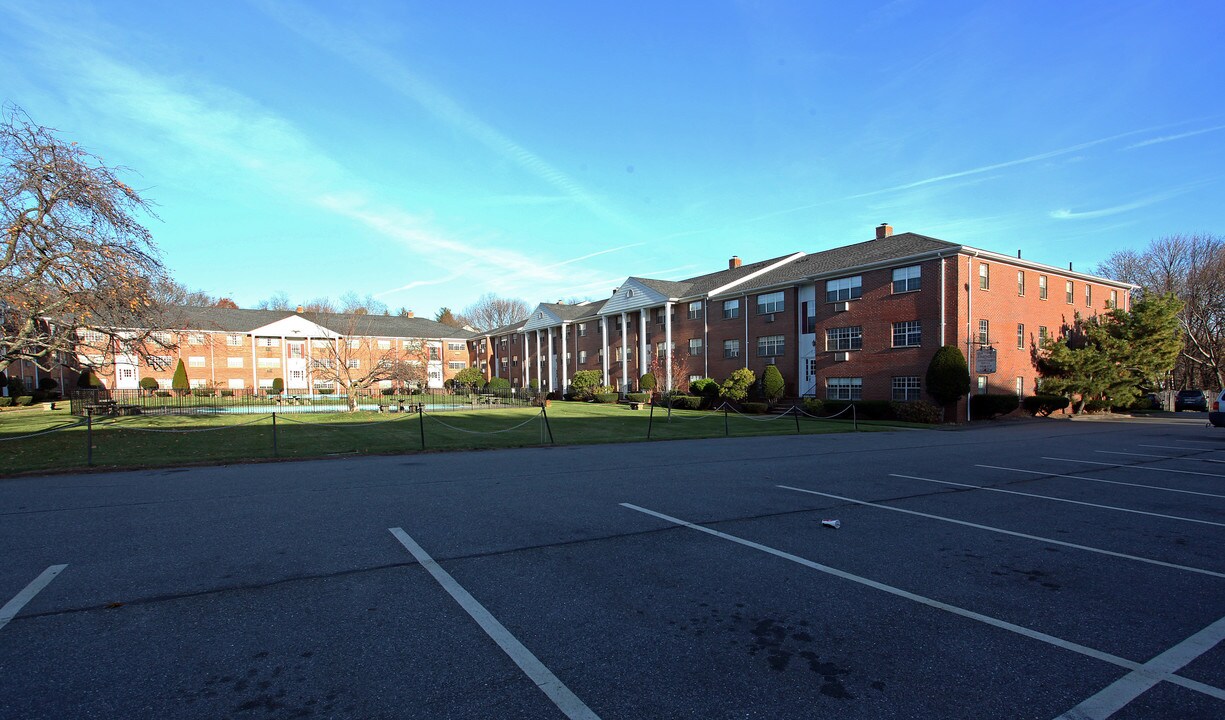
250, 314, 339, 339
522, 305, 564, 331
599, 278, 669, 315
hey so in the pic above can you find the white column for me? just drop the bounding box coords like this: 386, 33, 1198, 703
547, 328, 556, 390
280, 336, 286, 391
560, 323, 569, 390
522, 334, 528, 387
638, 310, 647, 388
601, 316, 609, 386
620, 312, 628, 393
664, 301, 673, 392
251, 336, 257, 390
535, 330, 542, 390
306, 336, 313, 394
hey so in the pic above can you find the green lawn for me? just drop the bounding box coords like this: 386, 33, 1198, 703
0, 402, 911, 476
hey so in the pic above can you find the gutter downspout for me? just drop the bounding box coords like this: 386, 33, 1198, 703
966, 250, 979, 422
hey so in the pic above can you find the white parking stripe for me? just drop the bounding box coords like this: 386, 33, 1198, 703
776, 485, 1225, 579
975, 464, 1225, 500
389, 528, 600, 720
1043, 457, 1225, 478
619, 503, 1225, 703
1097, 450, 1225, 464
0, 565, 68, 632
887, 474, 1225, 528
1139, 444, 1225, 454
1055, 614, 1225, 719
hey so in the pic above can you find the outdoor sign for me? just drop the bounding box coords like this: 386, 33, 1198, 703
975, 346, 997, 374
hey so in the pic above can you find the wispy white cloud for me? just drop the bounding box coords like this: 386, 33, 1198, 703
1049, 186, 1193, 220
0, 3, 620, 305
480, 194, 575, 207
255, 0, 641, 235
1125, 124, 1225, 150
539, 243, 646, 270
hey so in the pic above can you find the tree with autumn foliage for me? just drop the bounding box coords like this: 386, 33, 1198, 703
1, 106, 178, 379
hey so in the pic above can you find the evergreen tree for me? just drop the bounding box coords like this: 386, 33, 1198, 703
925, 346, 970, 406
761, 365, 785, 403
172, 359, 190, 394
639, 372, 656, 392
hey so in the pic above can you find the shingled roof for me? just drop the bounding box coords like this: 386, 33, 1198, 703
726, 233, 959, 295
171, 306, 473, 339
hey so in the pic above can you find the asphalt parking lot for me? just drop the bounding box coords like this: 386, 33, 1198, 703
1, 416, 1223, 719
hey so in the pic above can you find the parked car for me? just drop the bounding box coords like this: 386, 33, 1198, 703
1142, 392, 1165, 411
1210, 389, 1225, 428
1175, 389, 1210, 412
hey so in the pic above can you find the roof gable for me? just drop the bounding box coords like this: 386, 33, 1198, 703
250, 315, 339, 339
599, 278, 672, 314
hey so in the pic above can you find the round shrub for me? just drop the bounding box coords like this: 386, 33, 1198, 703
626, 392, 650, 404
640, 373, 656, 392
761, 365, 785, 403
271, 377, 284, 394
486, 377, 511, 392
139, 377, 159, 391
801, 398, 823, 415
38, 377, 59, 391
595, 392, 619, 404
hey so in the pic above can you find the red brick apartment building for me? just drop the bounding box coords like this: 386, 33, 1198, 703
70, 307, 474, 393
472, 225, 1134, 416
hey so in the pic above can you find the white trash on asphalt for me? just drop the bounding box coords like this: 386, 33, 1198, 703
821, 519, 841, 529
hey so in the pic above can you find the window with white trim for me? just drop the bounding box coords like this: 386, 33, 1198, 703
1015, 377, 1024, 397
578, 350, 588, 364
687, 301, 703, 320
189, 333, 206, 345
448, 342, 466, 352
1017, 324, 1025, 349
891, 321, 921, 348
188, 356, 206, 368
827, 377, 862, 400
978, 320, 989, 345
348, 339, 361, 349
578, 323, 588, 337
1085, 284, 1092, 307
257, 337, 279, 347
1039, 275, 1048, 300
892, 376, 921, 401
723, 339, 740, 358
257, 358, 280, 368
757, 335, 785, 357
227, 357, 243, 368
978, 263, 990, 290
688, 338, 703, 356
977, 376, 988, 391
312, 339, 332, 349
1109, 289, 1118, 309
347, 359, 360, 369
226, 333, 244, 346
756, 292, 784, 314
826, 326, 862, 351
378, 340, 392, 350
149, 356, 174, 371
79, 330, 106, 344
892, 265, 921, 293
826, 276, 862, 303
1066, 280, 1074, 304
448, 361, 465, 370
228, 378, 245, 389
1038, 326, 1049, 343
723, 299, 740, 319
1017, 271, 1025, 296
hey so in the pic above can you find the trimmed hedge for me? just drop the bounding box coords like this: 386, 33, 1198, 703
970, 393, 1020, 420
14, 396, 34, 406
317, 388, 335, 395
594, 392, 619, 404
822, 400, 894, 420
0, 397, 12, 407
801, 398, 823, 415
668, 395, 702, 410
1022, 395, 1070, 417
626, 393, 650, 403
220, 390, 234, 397
741, 402, 769, 414
486, 377, 511, 391
890, 400, 943, 424
1083, 399, 1112, 414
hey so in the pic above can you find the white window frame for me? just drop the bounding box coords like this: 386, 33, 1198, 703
722, 299, 741, 319
723, 339, 740, 359
227, 357, 244, 368
826, 326, 863, 351
892, 376, 921, 402
827, 377, 862, 401
756, 292, 785, 314
687, 301, 703, 320
757, 335, 785, 357
825, 276, 862, 303
891, 265, 921, 293
891, 321, 921, 348
188, 355, 207, 368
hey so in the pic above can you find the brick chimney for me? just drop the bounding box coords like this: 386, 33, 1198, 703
875, 223, 893, 239
295, 305, 304, 313
729, 256, 742, 269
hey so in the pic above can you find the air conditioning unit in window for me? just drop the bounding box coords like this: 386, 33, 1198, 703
764, 313, 776, 323
834, 301, 850, 312
765, 358, 775, 365
834, 351, 850, 362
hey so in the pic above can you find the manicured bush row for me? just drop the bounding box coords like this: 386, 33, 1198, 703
626, 393, 650, 404
1021, 395, 1070, 416
890, 400, 943, 423
594, 392, 619, 404
741, 402, 769, 414
970, 393, 1020, 420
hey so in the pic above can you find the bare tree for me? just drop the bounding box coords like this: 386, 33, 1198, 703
304, 314, 427, 411
461, 293, 529, 331
1097, 233, 1224, 389
1, 105, 176, 379
255, 291, 292, 311
646, 346, 690, 393
338, 291, 387, 316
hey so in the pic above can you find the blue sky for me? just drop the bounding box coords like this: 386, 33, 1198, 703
3, 1, 1222, 315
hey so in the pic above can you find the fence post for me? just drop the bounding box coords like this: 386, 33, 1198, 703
86, 414, 93, 467
271, 412, 278, 457
418, 407, 426, 450
853, 405, 858, 432
540, 406, 555, 445
794, 405, 801, 434
647, 402, 655, 439
724, 405, 729, 436
667, 395, 673, 423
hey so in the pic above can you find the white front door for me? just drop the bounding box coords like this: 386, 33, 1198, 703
115, 356, 138, 390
